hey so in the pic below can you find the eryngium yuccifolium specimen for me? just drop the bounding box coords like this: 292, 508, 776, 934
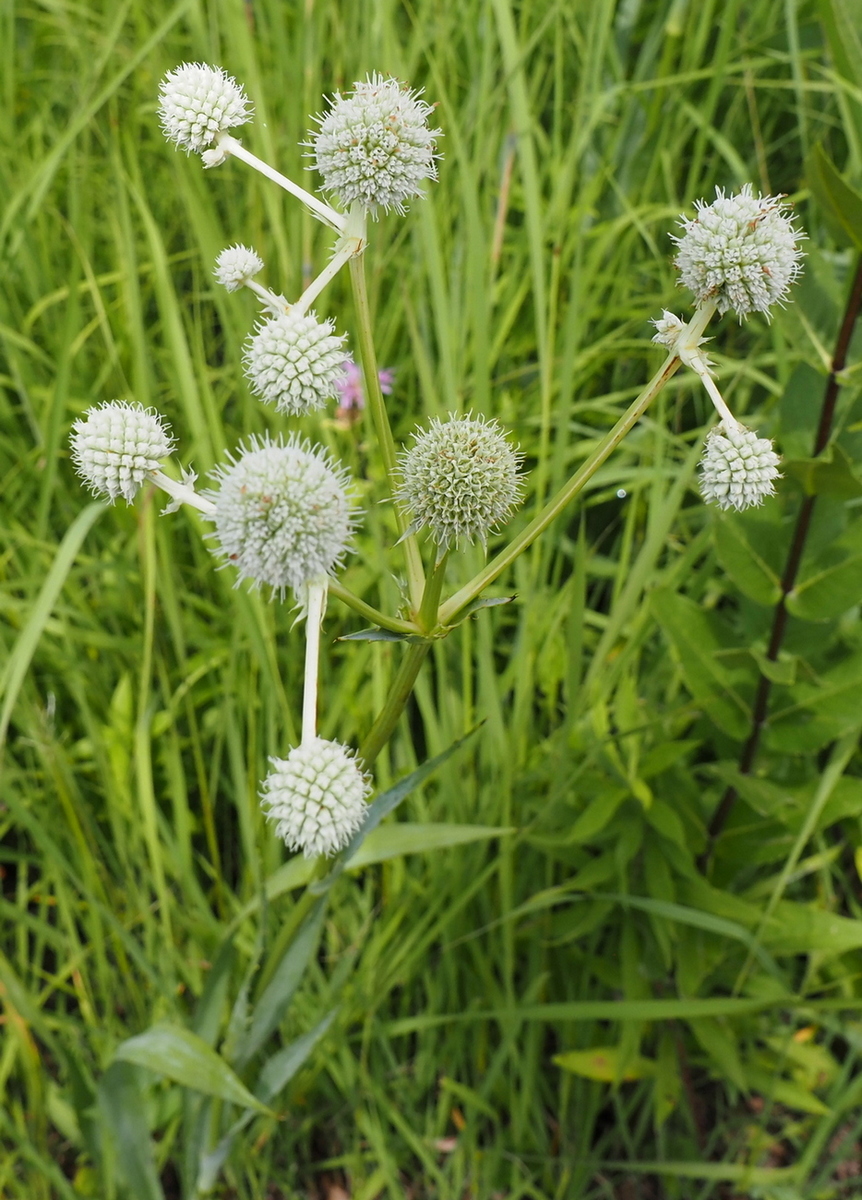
651, 310, 687, 350
244, 310, 347, 414
261, 738, 371, 858
699, 424, 781, 511
158, 62, 251, 153
214, 244, 264, 291
396, 414, 524, 549
310, 74, 441, 213
673, 185, 803, 319
209, 434, 355, 595
71, 401, 174, 503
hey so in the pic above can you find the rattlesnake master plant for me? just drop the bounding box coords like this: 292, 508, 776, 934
71, 60, 806, 867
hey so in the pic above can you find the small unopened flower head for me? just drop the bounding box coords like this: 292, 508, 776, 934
310, 73, 441, 214
396, 413, 524, 550
214, 244, 264, 291
673, 185, 804, 319
244, 310, 347, 415
261, 737, 371, 858
158, 62, 251, 154
651, 310, 686, 350
699, 423, 781, 511
71, 401, 174, 503
209, 434, 356, 595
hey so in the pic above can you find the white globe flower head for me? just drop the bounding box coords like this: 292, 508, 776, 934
396, 413, 525, 551
699, 423, 782, 511
208, 433, 357, 596
214, 244, 264, 291
70, 400, 174, 504
261, 738, 371, 858
673, 185, 804, 319
158, 62, 252, 155
310, 73, 442, 214
244, 309, 347, 415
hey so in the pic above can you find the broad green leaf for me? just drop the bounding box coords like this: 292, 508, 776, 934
689, 1018, 747, 1091
554, 1045, 655, 1081
568, 790, 627, 843
787, 549, 862, 620
97, 1062, 165, 1200
650, 592, 750, 738
113, 1024, 271, 1114
748, 647, 797, 686
783, 444, 862, 500
806, 142, 862, 251
713, 514, 782, 605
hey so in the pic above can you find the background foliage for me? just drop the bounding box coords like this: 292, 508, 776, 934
3, 0, 862, 1196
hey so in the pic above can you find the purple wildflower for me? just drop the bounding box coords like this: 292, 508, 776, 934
335, 359, 394, 426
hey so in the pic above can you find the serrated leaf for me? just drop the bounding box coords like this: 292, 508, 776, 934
806, 142, 862, 251
113, 1025, 271, 1114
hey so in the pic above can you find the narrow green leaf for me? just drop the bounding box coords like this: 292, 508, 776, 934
113, 1024, 271, 1114
234, 899, 327, 1069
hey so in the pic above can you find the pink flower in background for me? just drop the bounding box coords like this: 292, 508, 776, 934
335, 358, 394, 425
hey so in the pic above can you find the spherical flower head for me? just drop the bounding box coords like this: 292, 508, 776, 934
208, 434, 356, 596
214, 244, 264, 291
673, 185, 804, 319
244, 310, 347, 415
396, 413, 525, 550
158, 62, 251, 154
261, 738, 371, 858
70, 401, 174, 503
699, 423, 781, 511
310, 73, 441, 214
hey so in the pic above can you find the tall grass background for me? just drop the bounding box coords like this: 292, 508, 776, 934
3, 0, 862, 1196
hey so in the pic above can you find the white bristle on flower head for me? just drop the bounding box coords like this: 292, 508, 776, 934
673, 185, 804, 319
699, 423, 781, 511
208, 433, 356, 596
396, 413, 525, 550
244, 309, 347, 415
310, 73, 441, 214
70, 401, 174, 504
214, 244, 264, 291
651, 310, 687, 350
158, 62, 251, 154
261, 738, 371, 858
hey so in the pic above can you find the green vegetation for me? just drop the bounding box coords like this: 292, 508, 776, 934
3, 1, 862, 1196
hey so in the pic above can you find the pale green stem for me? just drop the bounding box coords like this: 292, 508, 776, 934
294, 211, 365, 315
358, 641, 430, 768
245, 278, 287, 314
437, 302, 718, 626
357, 553, 449, 766
218, 134, 346, 233
327, 580, 420, 635
149, 469, 215, 515
348, 249, 426, 613
301, 581, 328, 745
